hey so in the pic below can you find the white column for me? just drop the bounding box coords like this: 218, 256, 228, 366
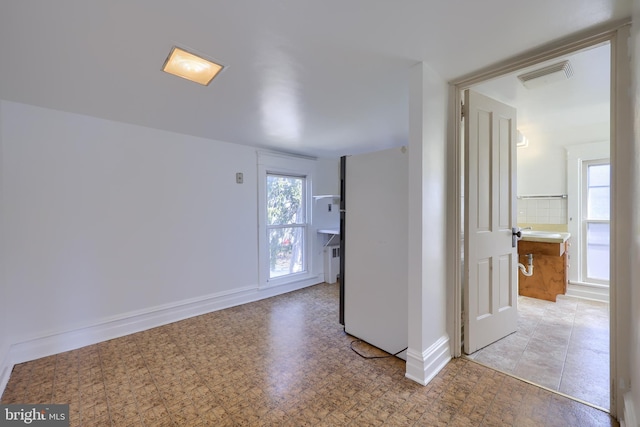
405, 62, 451, 385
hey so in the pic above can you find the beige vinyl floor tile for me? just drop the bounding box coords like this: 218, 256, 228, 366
2, 283, 616, 426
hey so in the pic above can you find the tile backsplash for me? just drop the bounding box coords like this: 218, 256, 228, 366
517, 198, 567, 225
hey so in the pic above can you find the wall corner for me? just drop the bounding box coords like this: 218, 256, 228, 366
405, 335, 451, 385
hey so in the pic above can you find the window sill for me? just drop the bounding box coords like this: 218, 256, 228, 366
261, 272, 322, 290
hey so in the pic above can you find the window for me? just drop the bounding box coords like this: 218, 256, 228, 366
582, 160, 610, 283
267, 173, 306, 278
566, 141, 609, 287
257, 151, 315, 287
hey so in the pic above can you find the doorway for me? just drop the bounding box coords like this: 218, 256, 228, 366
454, 30, 615, 410
467, 43, 610, 410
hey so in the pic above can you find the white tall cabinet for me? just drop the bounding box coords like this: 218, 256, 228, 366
343, 147, 408, 358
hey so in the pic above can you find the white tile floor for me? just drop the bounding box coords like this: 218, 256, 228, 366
467, 295, 610, 410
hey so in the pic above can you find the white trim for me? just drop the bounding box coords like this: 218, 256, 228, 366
623, 392, 638, 427
0, 275, 322, 396
404, 335, 451, 385
566, 143, 610, 285
0, 350, 11, 400
566, 281, 610, 302
451, 19, 629, 87
257, 151, 317, 289
256, 149, 317, 162
610, 23, 633, 419
447, 85, 463, 358
580, 159, 611, 287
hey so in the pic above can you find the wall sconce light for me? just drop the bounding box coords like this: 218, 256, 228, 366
517, 130, 529, 148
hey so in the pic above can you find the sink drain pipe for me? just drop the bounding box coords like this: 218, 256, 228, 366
518, 253, 534, 276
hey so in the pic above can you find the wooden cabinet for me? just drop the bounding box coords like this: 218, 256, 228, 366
518, 240, 569, 302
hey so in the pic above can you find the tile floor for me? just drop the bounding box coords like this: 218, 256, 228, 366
467, 295, 610, 410
1, 283, 616, 426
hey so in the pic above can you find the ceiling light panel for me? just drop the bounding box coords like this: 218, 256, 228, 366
162, 46, 224, 86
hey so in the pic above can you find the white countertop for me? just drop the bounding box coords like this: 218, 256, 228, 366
520, 230, 571, 243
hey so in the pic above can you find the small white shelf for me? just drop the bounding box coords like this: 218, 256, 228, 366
318, 229, 339, 235
313, 194, 340, 204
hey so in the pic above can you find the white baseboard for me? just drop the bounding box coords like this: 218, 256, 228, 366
566, 282, 609, 302
0, 275, 322, 397
0, 348, 11, 399
405, 334, 451, 386
624, 392, 638, 427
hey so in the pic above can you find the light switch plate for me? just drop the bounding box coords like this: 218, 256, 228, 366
236, 172, 243, 184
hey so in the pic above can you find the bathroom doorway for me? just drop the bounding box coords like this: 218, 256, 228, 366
455, 36, 614, 411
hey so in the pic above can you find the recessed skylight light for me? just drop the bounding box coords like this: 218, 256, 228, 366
162, 46, 224, 86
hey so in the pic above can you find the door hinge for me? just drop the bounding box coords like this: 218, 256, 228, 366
461, 101, 465, 120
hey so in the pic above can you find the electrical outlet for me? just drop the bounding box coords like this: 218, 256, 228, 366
236, 172, 243, 184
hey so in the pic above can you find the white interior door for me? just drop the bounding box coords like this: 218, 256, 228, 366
464, 89, 518, 354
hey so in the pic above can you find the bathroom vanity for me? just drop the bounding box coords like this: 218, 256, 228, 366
517, 231, 571, 302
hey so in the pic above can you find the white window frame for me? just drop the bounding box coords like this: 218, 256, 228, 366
257, 151, 315, 288
266, 172, 308, 279
581, 159, 610, 285
566, 141, 610, 286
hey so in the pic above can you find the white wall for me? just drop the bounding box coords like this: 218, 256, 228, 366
517, 141, 567, 196
517, 133, 613, 200
312, 158, 340, 231
309, 158, 340, 283
628, 2, 640, 425
2, 100, 256, 341
0, 100, 327, 384
0, 100, 10, 391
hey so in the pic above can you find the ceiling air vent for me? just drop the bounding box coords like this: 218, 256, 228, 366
517, 60, 573, 89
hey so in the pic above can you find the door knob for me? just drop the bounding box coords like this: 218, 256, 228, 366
512, 227, 522, 248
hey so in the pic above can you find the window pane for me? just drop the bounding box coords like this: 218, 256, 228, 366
587, 187, 610, 220
586, 163, 610, 220
586, 222, 609, 281
588, 164, 609, 187
269, 227, 305, 278
267, 175, 304, 225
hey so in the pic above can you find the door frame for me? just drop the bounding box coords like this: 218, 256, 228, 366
448, 20, 631, 418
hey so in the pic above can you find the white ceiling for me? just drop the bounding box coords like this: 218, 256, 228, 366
0, 1, 631, 157
472, 43, 611, 149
